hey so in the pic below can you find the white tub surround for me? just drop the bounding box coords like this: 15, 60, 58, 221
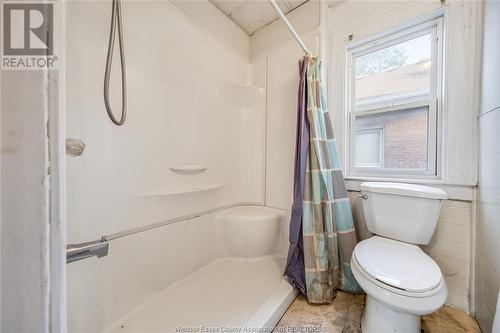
66, 2, 269, 330
69, 206, 296, 332
106, 258, 295, 332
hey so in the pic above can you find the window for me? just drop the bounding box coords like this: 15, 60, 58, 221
346, 16, 443, 178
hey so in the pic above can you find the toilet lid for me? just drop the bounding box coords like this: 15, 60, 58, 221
354, 236, 442, 293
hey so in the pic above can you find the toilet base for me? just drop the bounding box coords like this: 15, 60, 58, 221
362, 296, 420, 333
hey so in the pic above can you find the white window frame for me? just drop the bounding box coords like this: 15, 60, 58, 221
345, 15, 444, 179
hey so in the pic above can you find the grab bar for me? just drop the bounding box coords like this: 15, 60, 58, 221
67, 240, 109, 264
102, 202, 263, 242
66, 202, 266, 264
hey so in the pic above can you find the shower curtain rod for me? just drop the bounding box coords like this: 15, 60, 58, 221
268, 0, 311, 55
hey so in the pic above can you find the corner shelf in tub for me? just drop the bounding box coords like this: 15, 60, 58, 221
137, 183, 223, 197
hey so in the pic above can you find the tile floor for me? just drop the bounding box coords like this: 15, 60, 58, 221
274, 292, 481, 333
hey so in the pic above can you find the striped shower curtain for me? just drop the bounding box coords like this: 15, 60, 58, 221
284, 56, 361, 304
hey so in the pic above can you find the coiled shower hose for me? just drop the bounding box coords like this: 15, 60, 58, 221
103, 0, 127, 126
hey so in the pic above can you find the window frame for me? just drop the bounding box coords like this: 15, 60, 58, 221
345, 15, 444, 179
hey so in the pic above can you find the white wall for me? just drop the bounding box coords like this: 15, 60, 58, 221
170, 0, 250, 61
250, 1, 320, 59
1, 70, 50, 333
0, 67, 65, 331
65, 0, 265, 331
257, 29, 320, 210
424, 200, 472, 310
249, 1, 320, 211
475, 1, 500, 331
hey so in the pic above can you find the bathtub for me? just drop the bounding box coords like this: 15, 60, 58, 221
68, 206, 297, 332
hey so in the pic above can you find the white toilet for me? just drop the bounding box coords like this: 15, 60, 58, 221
351, 182, 448, 333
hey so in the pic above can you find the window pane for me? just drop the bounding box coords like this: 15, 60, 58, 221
355, 107, 429, 170
355, 34, 432, 106
356, 129, 382, 167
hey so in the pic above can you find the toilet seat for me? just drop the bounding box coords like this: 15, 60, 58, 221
353, 236, 442, 293
351, 236, 448, 316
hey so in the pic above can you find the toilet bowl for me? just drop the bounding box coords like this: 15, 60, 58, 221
352, 182, 448, 333
352, 236, 447, 332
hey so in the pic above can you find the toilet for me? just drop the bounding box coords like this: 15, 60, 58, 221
351, 182, 448, 333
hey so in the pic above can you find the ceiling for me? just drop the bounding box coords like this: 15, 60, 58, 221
209, 0, 309, 36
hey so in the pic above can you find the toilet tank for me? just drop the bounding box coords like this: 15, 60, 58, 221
360, 182, 447, 245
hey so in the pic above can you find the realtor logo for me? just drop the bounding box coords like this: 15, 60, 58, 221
1, 2, 57, 69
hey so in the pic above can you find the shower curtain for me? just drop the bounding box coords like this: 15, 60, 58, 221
284, 56, 361, 304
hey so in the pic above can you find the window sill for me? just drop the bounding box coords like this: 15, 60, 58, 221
344, 177, 477, 201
